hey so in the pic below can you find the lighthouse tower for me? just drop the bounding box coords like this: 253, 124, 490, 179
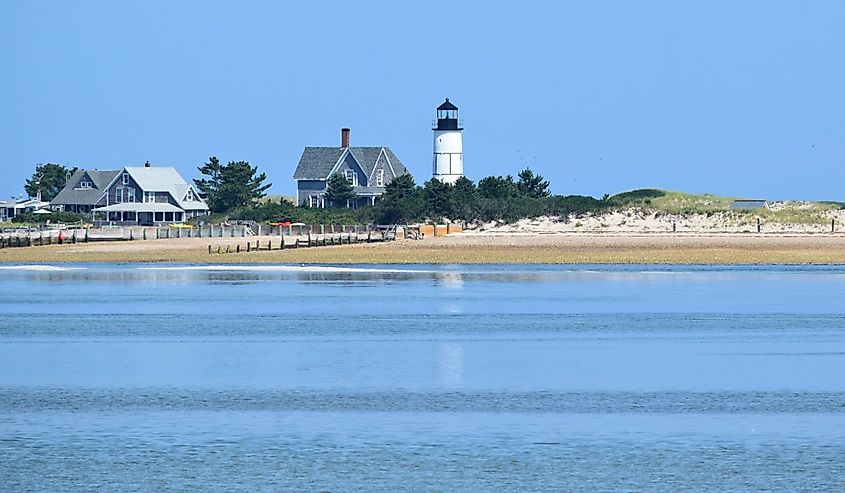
432, 98, 463, 184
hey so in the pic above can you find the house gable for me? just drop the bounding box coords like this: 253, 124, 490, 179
369, 149, 396, 187
328, 150, 368, 186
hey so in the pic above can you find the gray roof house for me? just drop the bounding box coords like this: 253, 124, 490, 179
51, 162, 209, 224
293, 128, 410, 207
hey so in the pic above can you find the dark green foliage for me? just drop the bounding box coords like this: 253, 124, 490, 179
25, 163, 77, 201
423, 179, 454, 219
516, 168, 551, 198
541, 195, 606, 217
208, 167, 613, 226
12, 211, 87, 224
194, 157, 271, 213
226, 198, 370, 225
478, 175, 518, 199
323, 173, 357, 207
375, 174, 423, 224
451, 176, 478, 220
606, 189, 666, 206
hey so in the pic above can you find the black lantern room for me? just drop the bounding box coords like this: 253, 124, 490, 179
435, 98, 462, 130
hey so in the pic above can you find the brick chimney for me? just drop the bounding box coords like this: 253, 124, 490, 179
341, 128, 350, 148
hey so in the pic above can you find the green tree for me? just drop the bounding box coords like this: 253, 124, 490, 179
25, 163, 77, 201
451, 176, 478, 220
516, 167, 551, 198
194, 157, 271, 213
324, 172, 358, 207
423, 178, 454, 219
478, 175, 518, 199
376, 174, 422, 223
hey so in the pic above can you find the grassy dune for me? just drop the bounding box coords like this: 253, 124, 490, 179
609, 189, 842, 225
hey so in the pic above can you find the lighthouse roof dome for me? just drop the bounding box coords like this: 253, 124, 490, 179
437, 98, 458, 111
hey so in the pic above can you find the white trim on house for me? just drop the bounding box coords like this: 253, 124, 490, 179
381, 149, 398, 179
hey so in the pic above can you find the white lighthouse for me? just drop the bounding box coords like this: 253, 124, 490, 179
432, 98, 464, 184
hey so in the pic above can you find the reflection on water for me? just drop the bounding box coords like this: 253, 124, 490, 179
2, 264, 845, 491
439, 342, 464, 386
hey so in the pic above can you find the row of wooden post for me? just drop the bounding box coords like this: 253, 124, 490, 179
208, 231, 384, 255
668, 218, 838, 233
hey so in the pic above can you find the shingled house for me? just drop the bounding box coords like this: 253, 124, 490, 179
293, 128, 410, 207
51, 162, 209, 224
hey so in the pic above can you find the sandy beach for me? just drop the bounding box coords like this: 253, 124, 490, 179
2, 230, 845, 264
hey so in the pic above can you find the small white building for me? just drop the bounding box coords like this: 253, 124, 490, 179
0, 197, 51, 222
432, 98, 464, 184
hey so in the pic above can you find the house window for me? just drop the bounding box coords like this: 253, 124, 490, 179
79, 180, 92, 189
145, 191, 156, 203
376, 169, 384, 187
115, 187, 123, 203
186, 189, 194, 202
127, 188, 135, 203
345, 170, 357, 186
122, 173, 129, 185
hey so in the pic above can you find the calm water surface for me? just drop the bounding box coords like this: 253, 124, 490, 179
1, 264, 844, 491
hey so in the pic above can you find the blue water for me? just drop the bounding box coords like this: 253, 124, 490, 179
1, 264, 844, 491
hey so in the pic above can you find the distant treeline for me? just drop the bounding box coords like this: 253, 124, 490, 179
223, 169, 659, 225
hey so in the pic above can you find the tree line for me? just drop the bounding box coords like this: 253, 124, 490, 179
17, 158, 611, 225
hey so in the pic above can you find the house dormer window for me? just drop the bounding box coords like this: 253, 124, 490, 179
122, 173, 129, 185
186, 189, 194, 202
376, 169, 384, 187
79, 180, 92, 189
344, 170, 357, 186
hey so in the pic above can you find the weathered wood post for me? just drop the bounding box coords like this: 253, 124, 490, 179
177, 227, 182, 239
208, 245, 212, 254
832, 218, 836, 233
757, 218, 761, 233
129, 229, 134, 241
281, 235, 285, 249
242, 226, 246, 238
85, 229, 89, 242
268, 240, 272, 250
72, 230, 77, 244
247, 242, 251, 252
672, 221, 676, 233
308, 231, 312, 246
236, 244, 240, 253
217, 245, 221, 254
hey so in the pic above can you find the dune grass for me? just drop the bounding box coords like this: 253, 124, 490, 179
608, 189, 843, 224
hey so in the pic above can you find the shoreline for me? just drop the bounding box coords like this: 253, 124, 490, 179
2, 232, 845, 264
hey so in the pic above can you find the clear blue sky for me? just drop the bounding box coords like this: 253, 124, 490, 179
1, 1, 843, 200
